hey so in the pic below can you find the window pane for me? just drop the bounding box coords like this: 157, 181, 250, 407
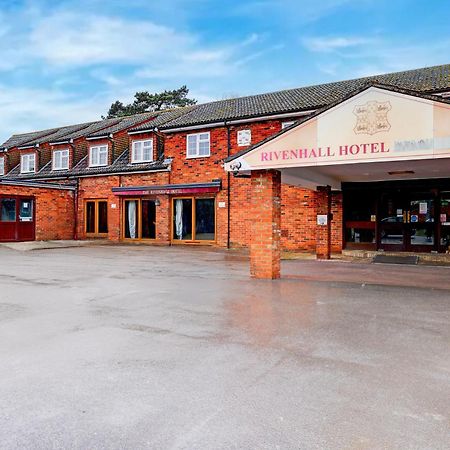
125, 200, 138, 239
195, 198, 215, 240
133, 142, 142, 161
141, 200, 156, 239
19, 200, 33, 222
90, 149, 98, 166
199, 133, 209, 140
98, 201, 108, 234
86, 202, 96, 233
198, 141, 210, 155
173, 199, 192, 240
1, 199, 16, 222
29, 155, 35, 171
187, 135, 197, 156
345, 228, 375, 243
99, 147, 108, 165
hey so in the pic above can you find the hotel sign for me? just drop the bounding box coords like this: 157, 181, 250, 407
225, 87, 450, 172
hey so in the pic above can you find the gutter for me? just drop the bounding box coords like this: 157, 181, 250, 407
0, 179, 76, 190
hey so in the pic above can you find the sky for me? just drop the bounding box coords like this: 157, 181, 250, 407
0, 0, 449, 143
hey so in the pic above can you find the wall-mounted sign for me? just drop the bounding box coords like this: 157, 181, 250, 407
440, 214, 447, 223
411, 215, 419, 223
218, 201, 226, 208
317, 214, 328, 226
111, 204, 117, 209
237, 129, 251, 146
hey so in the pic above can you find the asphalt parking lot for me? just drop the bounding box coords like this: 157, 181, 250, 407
0, 245, 449, 449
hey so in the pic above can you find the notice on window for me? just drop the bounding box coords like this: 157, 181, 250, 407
419, 202, 428, 214
396, 209, 403, 217
411, 215, 418, 223
440, 214, 447, 223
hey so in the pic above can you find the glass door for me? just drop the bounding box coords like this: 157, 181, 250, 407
407, 193, 436, 252
124, 199, 156, 240
172, 197, 215, 243
378, 192, 407, 251
439, 192, 450, 252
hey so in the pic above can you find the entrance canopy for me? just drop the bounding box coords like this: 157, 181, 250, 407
224, 85, 450, 190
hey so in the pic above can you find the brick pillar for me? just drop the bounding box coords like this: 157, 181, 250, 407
250, 170, 281, 279
156, 195, 171, 244
316, 185, 332, 259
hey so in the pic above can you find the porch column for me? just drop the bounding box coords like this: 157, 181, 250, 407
316, 185, 332, 259
250, 170, 281, 279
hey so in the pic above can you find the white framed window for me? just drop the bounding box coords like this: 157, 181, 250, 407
132, 139, 153, 163
53, 149, 70, 170
21, 153, 36, 173
89, 145, 108, 167
0, 156, 4, 175
186, 132, 210, 158
281, 121, 295, 130
237, 129, 251, 146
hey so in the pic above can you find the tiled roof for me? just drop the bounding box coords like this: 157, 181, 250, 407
1, 149, 170, 181
161, 64, 450, 129
49, 118, 122, 142
87, 112, 159, 138
27, 122, 95, 147
128, 107, 197, 132
1, 127, 60, 149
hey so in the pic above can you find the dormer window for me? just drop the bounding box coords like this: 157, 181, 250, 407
132, 139, 153, 163
0, 156, 4, 175
53, 149, 70, 170
89, 145, 108, 167
21, 154, 36, 173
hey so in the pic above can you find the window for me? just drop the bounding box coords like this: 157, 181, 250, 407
0, 156, 4, 175
85, 200, 108, 236
281, 121, 295, 130
0, 198, 16, 222
89, 145, 108, 167
132, 139, 153, 163
21, 154, 36, 173
237, 129, 251, 146
53, 149, 70, 170
173, 197, 215, 242
186, 132, 210, 158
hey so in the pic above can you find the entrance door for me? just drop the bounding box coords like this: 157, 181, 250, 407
378, 191, 438, 252
17, 198, 35, 241
378, 192, 407, 251
0, 196, 35, 242
407, 193, 436, 252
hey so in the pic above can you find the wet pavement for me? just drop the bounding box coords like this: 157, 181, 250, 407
0, 245, 449, 449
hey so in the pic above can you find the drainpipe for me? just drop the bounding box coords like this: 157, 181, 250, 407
226, 122, 231, 249
73, 177, 79, 240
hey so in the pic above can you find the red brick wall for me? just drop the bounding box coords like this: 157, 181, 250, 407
0, 184, 75, 240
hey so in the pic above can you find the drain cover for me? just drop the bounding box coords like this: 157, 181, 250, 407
373, 255, 419, 265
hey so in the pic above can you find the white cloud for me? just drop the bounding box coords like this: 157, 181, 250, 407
0, 85, 106, 144
302, 36, 375, 53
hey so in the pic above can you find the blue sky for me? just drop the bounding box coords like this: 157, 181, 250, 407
1, 0, 449, 143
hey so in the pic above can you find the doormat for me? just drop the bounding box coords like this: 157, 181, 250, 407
372, 255, 419, 265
